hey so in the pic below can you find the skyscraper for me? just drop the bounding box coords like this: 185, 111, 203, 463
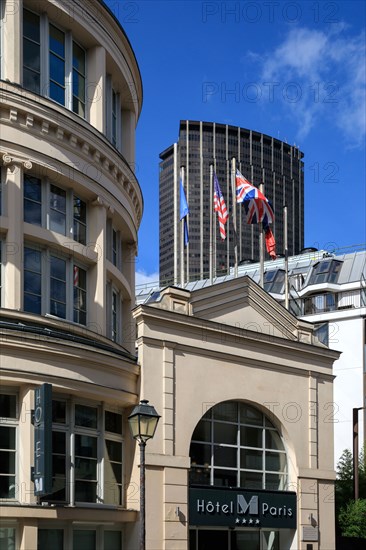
159, 121, 304, 285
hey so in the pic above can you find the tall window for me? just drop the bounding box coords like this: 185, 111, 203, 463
24, 175, 87, 243
23, 246, 87, 325
111, 89, 118, 147
73, 266, 87, 325
189, 401, 287, 491
73, 41, 86, 117
73, 197, 87, 245
106, 76, 121, 149
49, 24, 65, 106
0, 391, 18, 500
23, 9, 41, 94
24, 247, 42, 314
42, 399, 123, 506
22, 9, 86, 117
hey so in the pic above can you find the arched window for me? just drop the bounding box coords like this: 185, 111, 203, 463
189, 401, 287, 491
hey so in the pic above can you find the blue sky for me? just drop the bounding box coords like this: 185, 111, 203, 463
106, 0, 366, 285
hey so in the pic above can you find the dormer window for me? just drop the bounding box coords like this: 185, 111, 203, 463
308, 260, 342, 285
264, 269, 285, 294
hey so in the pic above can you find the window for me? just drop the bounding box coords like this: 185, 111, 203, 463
111, 290, 118, 342
22, 9, 86, 117
23, 246, 87, 325
73, 41, 86, 117
0, 527, 17, 550
38, 526, 122, 550
106, 76, 121, 149
189, 401, 287, 491
111, 89, 118, 147
107, 284, 122, 343
24, 247, 42, 314
106, 220, 122, 270
24, 175, 87, 243
264, 269, 285, 294
0, 391, 18, 500
308, 260, 342, 285
23, 9, 41, 94
49, 24, 65, 106
314, 323, 329, 346
73, 197, 87, 246
42, 400, 123, 507
304, 293, 336, 315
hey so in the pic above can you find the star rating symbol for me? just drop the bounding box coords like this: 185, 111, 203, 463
255, 519, 260, 525
241, 518, 247, 524
249, 518, 253, 524
235, 518, 240, 524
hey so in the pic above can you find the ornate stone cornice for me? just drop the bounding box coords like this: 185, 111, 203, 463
0, 87, 143, 226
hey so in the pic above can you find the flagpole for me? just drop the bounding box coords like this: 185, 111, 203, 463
213, 158, 217, 277
284, 204, 289, 309
173, 143, 178, 285
180, 166, 185, 287
232, 157, 238, 278
259, 182, 264, 288
209, 164, 213, 284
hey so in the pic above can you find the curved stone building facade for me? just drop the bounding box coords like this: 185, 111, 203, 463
0, 1, 142, 548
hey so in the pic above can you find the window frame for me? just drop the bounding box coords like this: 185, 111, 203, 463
106, 75, 121, 150
22, 8, 86, 118
189, 401, 287, 491
23, 244, 88, 325
24, 174, 87, 243
42, 398, 124, 508
37, 523, 123, 550
0, 389, 19, 502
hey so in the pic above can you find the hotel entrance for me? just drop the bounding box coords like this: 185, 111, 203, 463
188, 401, 297, 550
189, 528, 281, 549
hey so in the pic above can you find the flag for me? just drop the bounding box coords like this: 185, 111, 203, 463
180, 179, 189, 246
73, 265, 79, 287
263, 222, 277, 260
213, 172, 228, 240
236, 169, 274, 224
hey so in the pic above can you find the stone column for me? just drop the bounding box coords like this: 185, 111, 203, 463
121, 110, 136, 169
87, 46, 106, 133
88, 195, 107, 335
2, 0, 23, 84
2, 155, 31, 309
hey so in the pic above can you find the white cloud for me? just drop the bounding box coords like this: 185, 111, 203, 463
135, 270, 159, 288
251, 26, 366, 147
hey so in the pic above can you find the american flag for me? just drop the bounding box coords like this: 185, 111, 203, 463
213, 173, 228, 240
236, 169, 274, 224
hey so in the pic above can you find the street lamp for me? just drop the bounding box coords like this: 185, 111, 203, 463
128, 400, 160, 550
353, 406, 365, 500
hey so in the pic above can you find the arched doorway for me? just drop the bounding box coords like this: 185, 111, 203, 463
188, 401, 296, 550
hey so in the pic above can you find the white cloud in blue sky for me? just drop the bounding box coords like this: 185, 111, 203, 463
249, 26, 366, 147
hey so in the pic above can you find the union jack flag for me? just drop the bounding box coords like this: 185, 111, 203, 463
235, 169, 274, 224
213, 173, 228, 240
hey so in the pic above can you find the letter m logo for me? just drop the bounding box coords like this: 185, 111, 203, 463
237, 495, 259, 515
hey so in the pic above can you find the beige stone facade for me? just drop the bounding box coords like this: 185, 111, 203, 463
132, 279, 339, 549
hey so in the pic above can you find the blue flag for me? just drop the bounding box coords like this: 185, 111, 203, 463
180, 180, 189, 246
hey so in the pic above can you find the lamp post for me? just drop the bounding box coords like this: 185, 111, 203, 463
352, 406, 365, 500
128, 400, 160, 550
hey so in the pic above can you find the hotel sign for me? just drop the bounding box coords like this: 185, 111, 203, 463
33, 383, 53, 496
189, 487, 297, 528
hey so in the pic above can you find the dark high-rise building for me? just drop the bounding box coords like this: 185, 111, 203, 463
159, 121, 304, 285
